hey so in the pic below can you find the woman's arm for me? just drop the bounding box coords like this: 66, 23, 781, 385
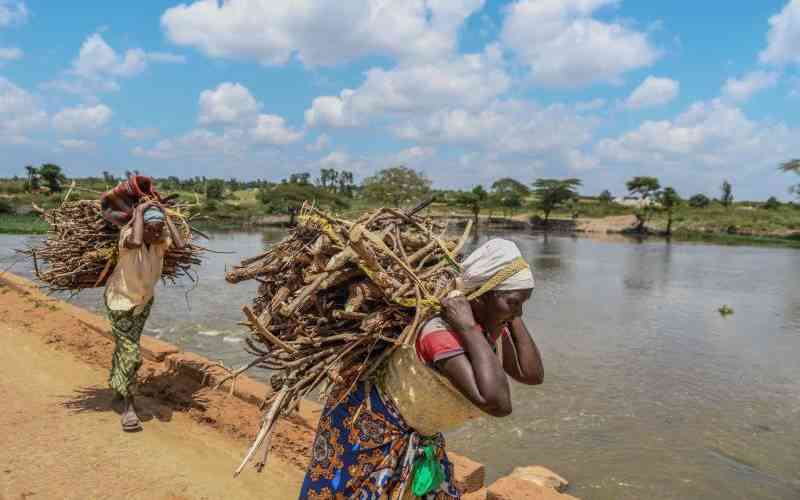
162, 210, 186, 249
123, 202, 152, 249
435, 295, 512, 417
500, 317, 544, 385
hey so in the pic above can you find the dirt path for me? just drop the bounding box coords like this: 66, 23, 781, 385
0, 282, 306, 500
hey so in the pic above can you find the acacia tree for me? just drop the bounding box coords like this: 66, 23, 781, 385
598, 190, 613, 203
361, 166, 431, 207
24, 165, 39, 192
456, 185, 488, 227
258, 182, 348, 226
205, 179, 226, 200
38, 164, 66, 193
780, 159, 800, 198
626, 176, 661, 233
490, 178, 529, 217
531, 178, 582, 227
658, 187, 681, 236
720, 180, 734, 208
689, 194, 710, 208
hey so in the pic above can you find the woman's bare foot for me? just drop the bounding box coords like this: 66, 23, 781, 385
120, 396, 142, 432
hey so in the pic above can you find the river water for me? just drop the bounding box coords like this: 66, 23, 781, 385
2, 230, 799, 499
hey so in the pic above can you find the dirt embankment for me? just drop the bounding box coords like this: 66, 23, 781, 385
0, 275, 312, 500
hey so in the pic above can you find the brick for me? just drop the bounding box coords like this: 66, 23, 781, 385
487, 477, 579, 500
462, 487, 487, 500
140, 336, 179, 362
509, 466, 569, 493
449, 452, 485, 493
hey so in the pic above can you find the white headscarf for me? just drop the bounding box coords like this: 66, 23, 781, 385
460, 238, 535, 292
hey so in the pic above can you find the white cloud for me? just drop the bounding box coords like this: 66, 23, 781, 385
596, 99, 795, 173
198, 82, 261, 125
305, 133, 331, 152
47, 33, 185, 95
121, 127, 160, 140
305, 46, 509, 127
722, 70, 779, 103
501, 0, 659, 87
250, 114, 303, 145
394, 99, 595, 156
161, 0, 485, 66
318, 151, 353, 169
133, 128, 248, 160
52, 104, 112, 135
0, 77, 47, 142
760, 0, 800, 65
0, 1, 27, 27
58, 139, 96, 152
388, 146, 437, 165
624, 76, 679, 109
0, 47, 22, 60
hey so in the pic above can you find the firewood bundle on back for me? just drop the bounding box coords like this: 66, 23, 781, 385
22, 197, 203, 292
225, 202, 472, 475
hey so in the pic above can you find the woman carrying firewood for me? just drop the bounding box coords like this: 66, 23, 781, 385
299, 239, 543, 499
104, 200, 185, 431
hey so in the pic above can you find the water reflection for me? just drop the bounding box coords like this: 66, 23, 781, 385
2, 232, 800, 500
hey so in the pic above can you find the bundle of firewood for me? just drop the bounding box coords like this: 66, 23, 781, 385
225, 202, 472, 475
22, 197, 202, 291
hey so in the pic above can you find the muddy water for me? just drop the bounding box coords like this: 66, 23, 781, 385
2, 230, 799, 499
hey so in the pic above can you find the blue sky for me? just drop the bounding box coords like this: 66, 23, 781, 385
1, 0, 800, 200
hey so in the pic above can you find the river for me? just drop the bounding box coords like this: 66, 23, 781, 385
2, 229, 799, 499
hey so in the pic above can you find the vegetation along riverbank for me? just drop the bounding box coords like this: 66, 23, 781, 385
2, 162, 800, 248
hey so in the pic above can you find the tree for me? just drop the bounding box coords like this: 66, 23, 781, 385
491, 178, 530, 217
764, 196, 781, 210
289, 172, 311, 185
658, 187, 681, 236
102, 171, 116, 186
338, 171, 355, 197
361, 166, 431, 207
688, 193, 711, 209
205, 179, 226, 200
598, 190, 613, 203
780, 159, 800, 198
531, 178, 582, 226
720, 180, 734, 208
258, 182, 348, 226
38, 164, 66, 193
456, 185, 488, 227
24, 165, 39, 192
626, 176, 661, 232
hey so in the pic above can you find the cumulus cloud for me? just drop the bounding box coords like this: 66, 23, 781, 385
52, 104, 112, 135
501, 0, 659, 87
0, 77, 47, 142
722, 70, 779, 103
305, 46, 509, 127
0, 1, 27, 27
624, 76, 680, 109
391, 146, 437, 164
46, 33, 185, 94
161, 0, 485, 66
250, 114, 303, 145
58, 139, 96, 152
0, 47, 22, 60
121, 127, 160, 140
133, 128, 248, 159
760, 0, 800, 65
596, 99, 795, 173
394, 99, 595, 157
305, 133, 331, 152
198, 82, 261, 125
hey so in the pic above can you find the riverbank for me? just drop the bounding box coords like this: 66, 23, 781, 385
0, 271, 578, 500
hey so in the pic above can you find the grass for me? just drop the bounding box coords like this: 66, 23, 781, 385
651, 204, 800, 237
0, 214, 48, 234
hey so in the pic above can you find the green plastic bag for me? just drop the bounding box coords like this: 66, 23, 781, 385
411, 443, 445, 497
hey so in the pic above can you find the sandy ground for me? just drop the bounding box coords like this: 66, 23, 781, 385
0, 281, 310, 500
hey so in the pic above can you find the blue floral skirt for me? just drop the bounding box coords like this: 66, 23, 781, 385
299, 382, 461, 499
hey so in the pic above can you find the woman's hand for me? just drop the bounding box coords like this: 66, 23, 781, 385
440, 292, 479, 334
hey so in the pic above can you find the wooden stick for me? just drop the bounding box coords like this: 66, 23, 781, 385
242, 305, 298, 353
